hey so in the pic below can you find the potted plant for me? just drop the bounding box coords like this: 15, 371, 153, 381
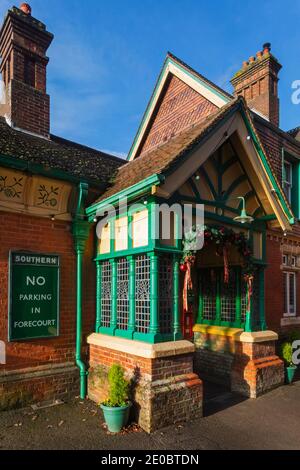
280, 341, 297, 384
100, 364, 131, 433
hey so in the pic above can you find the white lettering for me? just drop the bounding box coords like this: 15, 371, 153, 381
292, 340, 300, 365
292, 80, 300, 105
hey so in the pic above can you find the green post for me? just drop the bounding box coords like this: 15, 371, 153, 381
111, 259, 118, 331
216, 271, 222, 324
95, 261, 101, 333
128, 256, 135, 338
173, 254, 182, 340
197, 280, 203, 324
236, 267, 242, 327
259, 267, 267, 331
245, 276, 253, 333
150, 252, 159, 336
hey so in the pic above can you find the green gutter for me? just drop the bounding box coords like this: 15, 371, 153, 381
0, 153, 107, 189
240, 107, 294, 225
72, 182, 91, 399
86, 173, 164, 220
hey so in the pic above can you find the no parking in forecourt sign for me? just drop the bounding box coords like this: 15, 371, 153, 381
8, 251, 60, 341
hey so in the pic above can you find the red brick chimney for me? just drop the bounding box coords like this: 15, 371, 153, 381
231, 43, 282, 127
0, 4, 53, 138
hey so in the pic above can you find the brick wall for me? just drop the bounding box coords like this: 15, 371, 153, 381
231, 340, 284, 398
265, 232, 300, 334
138, 75, 217, 156
8, 79, 50, 137
194, 331, 284, 398
0, 212, 95, 408
88, 342, 203, 433
231, 49, 281, 126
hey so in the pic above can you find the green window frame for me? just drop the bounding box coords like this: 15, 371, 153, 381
95, 251, 182, 344
282, 149, 300, 219
197, 266, 247, 328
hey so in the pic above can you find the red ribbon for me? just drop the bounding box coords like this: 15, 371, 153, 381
183, 256, 196, 312
245, 275, 254, 312
223, 245, 229, 284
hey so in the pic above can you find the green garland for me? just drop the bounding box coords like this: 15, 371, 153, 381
182, 224, 255, 276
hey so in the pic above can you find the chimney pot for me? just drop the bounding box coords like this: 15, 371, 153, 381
242, 61, 248, 68
231, 42, 282, 127
20, 3, 32, 15
263, 42, 271, 54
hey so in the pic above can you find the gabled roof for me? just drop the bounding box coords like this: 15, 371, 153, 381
127, 52, 232, 161
89, 97, 293, 231
96, 99, 237, 202
0, 117, 124, 187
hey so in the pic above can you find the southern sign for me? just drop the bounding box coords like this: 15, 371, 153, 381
9, 252, 60, 341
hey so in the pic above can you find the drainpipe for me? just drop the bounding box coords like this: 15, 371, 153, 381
72, 182, 90, 399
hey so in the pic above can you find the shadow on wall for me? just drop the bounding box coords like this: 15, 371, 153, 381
193, 327, 251, 410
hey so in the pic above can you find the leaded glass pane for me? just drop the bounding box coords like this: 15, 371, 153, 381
241, 276, 248, 323
159, 255, 173, 334
135, 255, 151, 334
221, 269, 236, 323
201, 269, 216, 321
101, 261, 111, 328
117, 258, 129, 330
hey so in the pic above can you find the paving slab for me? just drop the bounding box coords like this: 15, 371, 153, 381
0, 381, 299, 450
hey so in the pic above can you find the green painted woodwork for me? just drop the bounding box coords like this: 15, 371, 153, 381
86, 174, 164, 220
173, 254, 182, 340
95, 261, 101, 333
215, 271, 222, 325
96, 250, 180, 344
72, 182, 91, 400
258, 267, 267, 331
75, 250, 88, 398
235, 267, 242, 326
111, 259, 118, 331
240, 108, 294, 225
182, 138, 266, 222
128, 256, 135, 338
150, 252, 159, 336
8, 252, 60, 342
0, 153, 104, 189
282, 147, 300, 220
198, 267, 247, 329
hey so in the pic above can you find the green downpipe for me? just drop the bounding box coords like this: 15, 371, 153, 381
73, 182, 90, 400
76, 249, 87, 399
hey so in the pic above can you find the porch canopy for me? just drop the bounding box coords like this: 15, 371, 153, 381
87, 97, 293, 343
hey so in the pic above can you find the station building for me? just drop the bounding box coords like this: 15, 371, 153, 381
0, 4, 299, 432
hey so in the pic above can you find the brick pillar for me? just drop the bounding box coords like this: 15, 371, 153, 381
87, 334, 203, 433
231, 332, 284, 398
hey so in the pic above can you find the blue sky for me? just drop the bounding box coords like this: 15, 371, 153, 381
0, 0, 299, 158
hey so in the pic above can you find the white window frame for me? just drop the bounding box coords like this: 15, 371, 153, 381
291, 256, 297, 268
284, 271, 297, 317
283, 160, 293, 204
282, 254, 288, 266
